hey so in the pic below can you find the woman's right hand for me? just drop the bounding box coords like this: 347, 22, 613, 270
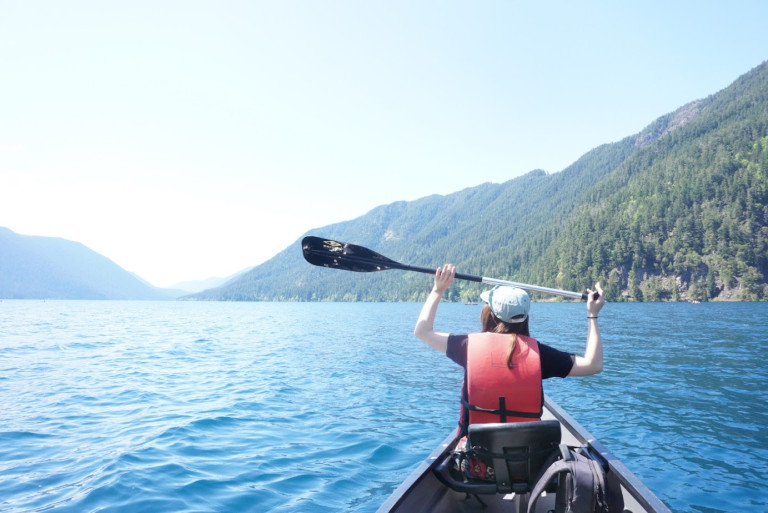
433, 264, 456, 295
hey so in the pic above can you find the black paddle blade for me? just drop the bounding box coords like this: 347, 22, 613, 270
302, 236, 399, 273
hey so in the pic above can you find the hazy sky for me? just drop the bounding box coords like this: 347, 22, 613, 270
2, 1, 767, 288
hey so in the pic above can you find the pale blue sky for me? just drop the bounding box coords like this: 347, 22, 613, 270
1, 1, 766, 287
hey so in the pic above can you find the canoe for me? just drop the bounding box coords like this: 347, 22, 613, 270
378, 395, 671, 513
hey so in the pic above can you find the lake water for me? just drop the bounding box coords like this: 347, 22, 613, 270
1, 300, 766, 513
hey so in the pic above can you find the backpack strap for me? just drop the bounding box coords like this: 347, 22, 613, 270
526, 445, 571, 513
587, 456, 608, 513
527, 445, 609, 513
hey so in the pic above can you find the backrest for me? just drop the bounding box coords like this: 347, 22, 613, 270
467, 420, 561, 494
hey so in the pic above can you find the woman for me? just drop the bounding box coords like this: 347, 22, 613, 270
414, 264, 605, 437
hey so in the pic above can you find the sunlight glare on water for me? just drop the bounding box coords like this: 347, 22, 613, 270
1, 300, 766, 512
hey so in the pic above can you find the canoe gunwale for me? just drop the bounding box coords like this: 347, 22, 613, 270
377, 395, 672, 513
376, 431, 458, 513
543, 396, 671, 513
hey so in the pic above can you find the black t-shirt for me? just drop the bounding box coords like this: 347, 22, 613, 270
446, 334, 575, 378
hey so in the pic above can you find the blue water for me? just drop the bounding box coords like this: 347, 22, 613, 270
1, 300, 766, 513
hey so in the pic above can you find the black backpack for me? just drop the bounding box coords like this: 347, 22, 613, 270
527, 444, 624, 513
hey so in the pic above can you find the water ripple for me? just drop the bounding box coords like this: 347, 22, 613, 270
1, 300, 766, 512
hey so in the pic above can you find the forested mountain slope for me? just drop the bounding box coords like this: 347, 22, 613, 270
193, 61, 768, 302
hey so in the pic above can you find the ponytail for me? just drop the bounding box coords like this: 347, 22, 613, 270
480, 304, 530, 368
505, 334, 518, 368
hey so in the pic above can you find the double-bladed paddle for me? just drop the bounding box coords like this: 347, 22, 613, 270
302, 236, 593, 300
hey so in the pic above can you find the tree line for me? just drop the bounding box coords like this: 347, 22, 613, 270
192, 61, 768, 303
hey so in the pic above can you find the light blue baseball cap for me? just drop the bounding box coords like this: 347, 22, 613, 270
480, 286, 531, 323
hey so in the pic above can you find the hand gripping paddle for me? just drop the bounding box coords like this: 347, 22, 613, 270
302, 236, 594, 300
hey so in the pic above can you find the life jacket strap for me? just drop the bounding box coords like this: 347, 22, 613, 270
461, 396, 542, 422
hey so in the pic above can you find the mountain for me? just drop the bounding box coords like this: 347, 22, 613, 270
0, 227, 177, 300
172, 276, 231, 294
194, 61, 768, 303
170, 267, 253, 293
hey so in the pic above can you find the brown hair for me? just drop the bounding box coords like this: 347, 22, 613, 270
481, 304, 531, 368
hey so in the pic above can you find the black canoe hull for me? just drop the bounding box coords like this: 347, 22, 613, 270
377, 395, 671, 513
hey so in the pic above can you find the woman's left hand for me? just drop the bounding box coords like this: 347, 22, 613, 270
586, 282, 605, 317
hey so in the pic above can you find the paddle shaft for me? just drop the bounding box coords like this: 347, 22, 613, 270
338, 253, 587, 300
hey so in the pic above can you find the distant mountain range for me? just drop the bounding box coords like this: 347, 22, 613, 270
4, 62, 766, 302
191, 61, 768, 302
0, 227, 179, 299
170, 268, 253, 293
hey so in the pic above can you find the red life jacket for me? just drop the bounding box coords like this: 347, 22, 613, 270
462, 332, 543, 427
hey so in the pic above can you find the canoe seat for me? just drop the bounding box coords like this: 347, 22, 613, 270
435, 420, 561, 497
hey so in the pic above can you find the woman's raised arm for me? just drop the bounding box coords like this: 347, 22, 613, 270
413, 264, 456, 354
568, 282, 605, 376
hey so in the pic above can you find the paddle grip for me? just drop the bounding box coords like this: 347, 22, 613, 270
455, 272, 483, 283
